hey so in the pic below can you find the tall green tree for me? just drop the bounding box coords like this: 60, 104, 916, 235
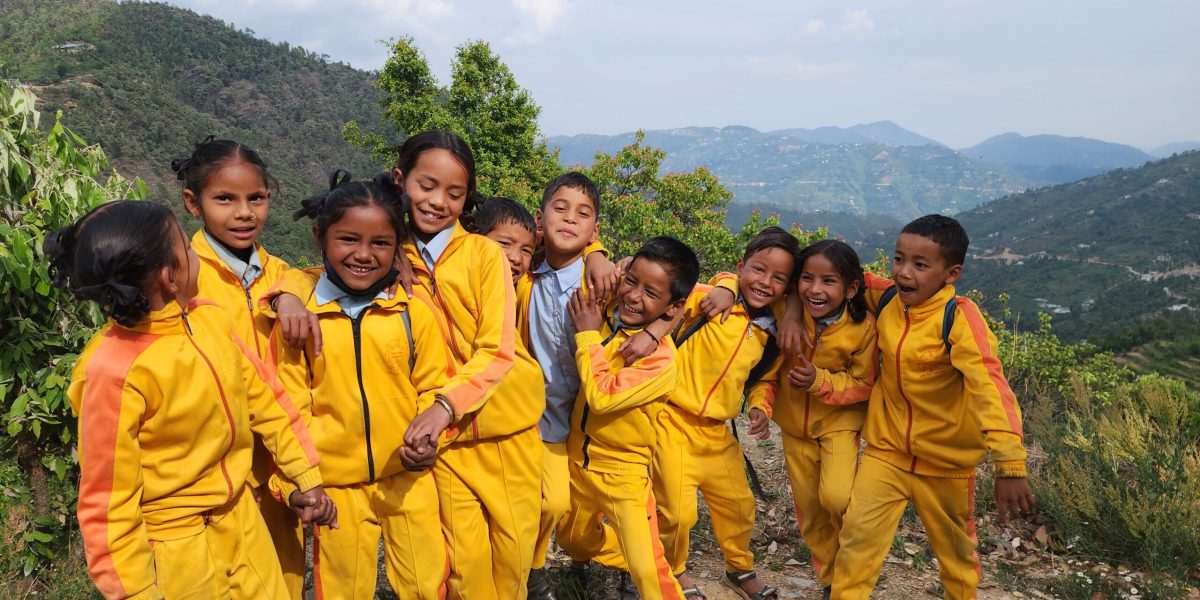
1, 79, 142, 574
346, 37, 560, 205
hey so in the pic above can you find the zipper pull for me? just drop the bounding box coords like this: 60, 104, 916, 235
181, 310, 193, 335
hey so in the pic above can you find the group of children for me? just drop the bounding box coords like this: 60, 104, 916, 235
49, 129, 1034, 600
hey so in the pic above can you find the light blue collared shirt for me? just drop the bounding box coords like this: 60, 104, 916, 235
204, 230, 262, 289
413, 225, 456, 274
530, 257, 584, 443
314, 272, 387, 319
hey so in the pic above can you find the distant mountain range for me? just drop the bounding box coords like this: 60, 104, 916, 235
958, 132, 1155, 185
550, 125, 1032, 220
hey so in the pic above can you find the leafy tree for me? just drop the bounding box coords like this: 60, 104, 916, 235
581, 131, 826, 275
346, 37, 560, 205
0, 79, 142, 574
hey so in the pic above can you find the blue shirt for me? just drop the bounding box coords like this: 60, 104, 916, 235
204, 230, 262, 289
413, 225, 456, 275
314, 272, 387, 319
529, 257, 584, 443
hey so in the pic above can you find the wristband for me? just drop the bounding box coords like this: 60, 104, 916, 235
644, 329, 661, 344
434, 395, 456, 421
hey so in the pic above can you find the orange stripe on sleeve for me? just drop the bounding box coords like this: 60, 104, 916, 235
78, 329, 160, 600
232, 333, 320, 467
957, 299, 1023, 437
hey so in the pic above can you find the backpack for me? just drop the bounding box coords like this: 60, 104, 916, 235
875, 285, 957, 353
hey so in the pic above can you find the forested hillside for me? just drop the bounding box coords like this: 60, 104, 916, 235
0, 0, 391, 263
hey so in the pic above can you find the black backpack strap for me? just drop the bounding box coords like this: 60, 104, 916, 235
400, 307, 416, 372
941, 296, 957, 354
672, 316, 709, 346
875, 284, 898, 318
742, 333, 779, 398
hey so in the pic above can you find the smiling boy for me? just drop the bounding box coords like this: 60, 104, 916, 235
831, 215, 1035, 600
557, 236, 700, 600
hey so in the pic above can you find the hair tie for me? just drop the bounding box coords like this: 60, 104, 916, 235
170, 157, 190, 179
329, 168, 352, 191
75, 278, 141, 307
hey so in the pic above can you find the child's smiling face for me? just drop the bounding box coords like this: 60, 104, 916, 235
737, 246, 793, 309
615, 257, 682, 328
797, 252, 857, 320
484, 221, 536, 284
536, 185, 598, 258
321, 203, 398, 292
892, 233, 961, 307
397, 148, 470, 241
183, 160, 270, 251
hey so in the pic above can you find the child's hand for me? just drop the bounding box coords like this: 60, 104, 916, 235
788, 353, 816, 389
386, 249, 416, 300
404, 401, 453, 452
614, 256, 633, 276
994, 477, 1037, 526
276, 294, 323, 356
289, 486, 338, 529
585, 252, 620, 303
568, 288, 604, 333
777, 293, 810, 357
748, 408, 771, 440
399, 435, 439, 471
617, 331, 658, 364
699, 286, 736, 323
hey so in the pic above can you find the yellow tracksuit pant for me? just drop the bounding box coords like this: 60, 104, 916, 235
832, 455, 980, 600
651, 404, 756, 576
149, 484, 287, 599
258, 488, 304, 599
780, 430, 859, 586
559, 462, 684, 600
533, 441, 570, 569
436, 426, 543, 600
310, 473, 445, 600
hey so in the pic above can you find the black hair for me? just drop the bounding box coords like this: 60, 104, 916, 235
44, 200, 181, 328
293, 169, 407, 244
475, 197, 536, 237
743, 226, 802, 285
541, 171, 600, 214
900, 214, 969, 267
394, 130, 482, 232
629, 236, 700, 302
796, 239, 868, 323
171, 136, 278, 197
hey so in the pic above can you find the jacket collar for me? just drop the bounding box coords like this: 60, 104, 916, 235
191, 229, 270, 283
904, 283, 957, 317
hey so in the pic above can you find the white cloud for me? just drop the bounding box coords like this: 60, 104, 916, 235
359, 0, 453, 20
801, 19, 826, 36
840, 9, 875, 37
503, 0, 568, 46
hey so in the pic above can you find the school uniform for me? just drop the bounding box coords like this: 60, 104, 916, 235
69, 300, 321, 600
831, 274, 1027, 600
267, 270, 450, 600
406, 225, 545, 600
756, 305, 876, 587
652, 280, 779, 578
558, 322, 685, 600
193, 230, 306, 598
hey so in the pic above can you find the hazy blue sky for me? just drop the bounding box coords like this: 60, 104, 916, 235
166, 0, 1198, 149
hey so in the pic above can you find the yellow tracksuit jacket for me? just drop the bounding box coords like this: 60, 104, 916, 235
652, 280, 779, 575
266, 269, 452, 494
862, 273, 1027, 478
192, 230, 289, 360
759, 307, 878, 438
69, 300, 321, 600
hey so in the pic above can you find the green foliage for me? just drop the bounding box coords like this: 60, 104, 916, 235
360, 37, 560, 206
580, 131, 826, 276
1033, 375, 1200, 577
1, 78, 141, 576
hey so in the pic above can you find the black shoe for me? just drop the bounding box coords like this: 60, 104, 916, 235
527, 567, 558, 600
822, 586, 831, 600
617, 571, 641, 600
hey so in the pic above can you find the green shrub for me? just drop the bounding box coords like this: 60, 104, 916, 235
1033, 374, 1200, 576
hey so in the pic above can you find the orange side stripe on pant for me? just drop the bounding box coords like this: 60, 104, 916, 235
645, 492, 683, 600
966, 476, 981, 579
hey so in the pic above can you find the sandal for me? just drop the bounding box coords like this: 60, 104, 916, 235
680, 585, 707, 599
721, 570, 779, 600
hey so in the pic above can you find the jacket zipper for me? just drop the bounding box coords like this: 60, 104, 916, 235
181, 310, 236, 504
350, 309, 377, 482
896, 305, 917, 470
428, 275, 482, 440
698, 322, 749, 417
